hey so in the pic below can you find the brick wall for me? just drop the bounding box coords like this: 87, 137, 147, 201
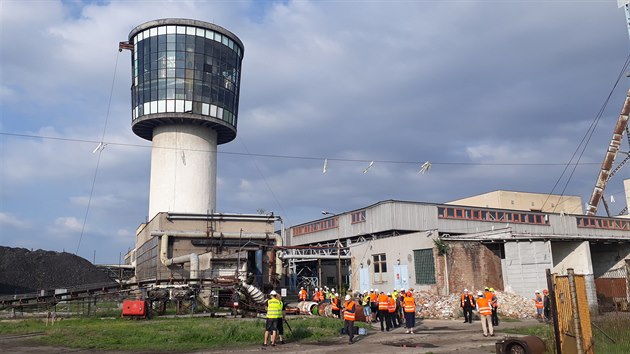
436, 241, 503, 294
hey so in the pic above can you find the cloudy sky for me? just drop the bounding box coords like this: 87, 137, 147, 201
2, 0, 630, 264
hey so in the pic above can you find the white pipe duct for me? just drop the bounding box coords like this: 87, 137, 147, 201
153, 230, 283, 278
159, 234, 203, 282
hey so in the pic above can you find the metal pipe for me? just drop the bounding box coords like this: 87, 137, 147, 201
280, 255, 351, 260
159, 234, 204, 283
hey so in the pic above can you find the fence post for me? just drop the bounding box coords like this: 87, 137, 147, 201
626, 259, 630, 306
546, 268, 562, 354
567, 268, 584, 354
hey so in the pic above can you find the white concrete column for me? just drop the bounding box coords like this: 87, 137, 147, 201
148, 124, 217, 220
623, 179, 630, 218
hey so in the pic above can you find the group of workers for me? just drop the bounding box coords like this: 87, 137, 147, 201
460, 287, 499, 337
299, 286, 418, 340
276, 284, 556, 345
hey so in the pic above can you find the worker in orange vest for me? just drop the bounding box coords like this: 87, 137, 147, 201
369, 289, 378, 322
534, 290, 544, 321
342, 294, 356, 344
331, 293, 340, 318
386, 293, 396, 331
298, 287, 307, 301
377, 290, 389, 332
461, 288, 475, 323
403, 291, 416, 334
476, 291, 494, 337
484, 286, 493, 300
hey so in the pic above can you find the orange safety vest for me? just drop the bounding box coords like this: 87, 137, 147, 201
388, 297, 396, 313
343, 300, 356, 321
378, 294, 389, 310
461, 293, 474, 307
484, 291, 493, 300
403, 296, 415, 313
314, 291, 323, 302
477, 297, 492, 316
332, 297, 339, 310
298, 289, 307, 301
369, 292, 377, 302
534, 296, 544, 309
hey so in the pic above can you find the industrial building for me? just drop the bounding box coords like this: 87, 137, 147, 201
287, 190, 630, 311
120, 19, 284, 308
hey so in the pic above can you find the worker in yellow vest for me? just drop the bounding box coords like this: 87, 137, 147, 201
476, 291, 494, 337
262, 290, 282, 347
342, 294, 356, 344
403, 290, 416, 334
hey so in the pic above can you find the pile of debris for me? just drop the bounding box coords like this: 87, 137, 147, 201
412, 290, 536, 319
0, 246, 115, 295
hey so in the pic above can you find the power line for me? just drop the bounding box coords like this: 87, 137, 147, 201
543, 52, 630, 213
75, 52, 121, 256
0, 131, 602, 167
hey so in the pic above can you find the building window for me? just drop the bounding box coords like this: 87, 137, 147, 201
351, 210, 366, 224
413, 249, 436, 285
373, 253, 387, 283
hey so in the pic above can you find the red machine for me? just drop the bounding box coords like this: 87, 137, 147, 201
121, 300, 147, 318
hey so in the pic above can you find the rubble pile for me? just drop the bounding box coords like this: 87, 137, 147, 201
412, 290, 536, 319
0, 246, 115, 295
413, 290, 460, 319
495, 291, 537, 319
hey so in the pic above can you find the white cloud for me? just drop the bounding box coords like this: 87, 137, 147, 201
0, 212, 31, 229
50, 216, 84, 235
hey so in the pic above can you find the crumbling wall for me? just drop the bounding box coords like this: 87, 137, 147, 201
436, 241, 503, 294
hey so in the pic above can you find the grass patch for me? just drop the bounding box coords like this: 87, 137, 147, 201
0, 316, 353, 352
503, 315, 630, 354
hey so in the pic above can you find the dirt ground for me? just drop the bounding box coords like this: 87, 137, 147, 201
0, 318, 543, 354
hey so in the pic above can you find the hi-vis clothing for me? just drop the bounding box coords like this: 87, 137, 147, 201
332, 297, 340, 311
534, 296, 544, 309
267, 298, 283, 318
403, 295, 415, 313
298, 289, 307, 301
378, 294, 389, 310
343, 300, 356, 321
476, 297, 492, 316
388, 297, 396, 313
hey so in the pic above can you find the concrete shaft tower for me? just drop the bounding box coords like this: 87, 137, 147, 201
126, 19, 244, 220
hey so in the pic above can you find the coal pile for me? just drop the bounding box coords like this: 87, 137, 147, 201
0, 246, 116, 295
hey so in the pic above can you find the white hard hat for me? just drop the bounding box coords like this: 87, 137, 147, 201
375, 288, 379, 292
370, 288, 374, 291
464, 288, 469, 292
535, 290, 540, 293
315, 287, 318, 291
270, 290, 277, 295
477, 291, 483, 296
345, 294, 351, 300
401, 288, 405, 291
335, 293, 339, 297
332, 288, 335, 292
300, 287, 304, 289
387, 292, 391, 296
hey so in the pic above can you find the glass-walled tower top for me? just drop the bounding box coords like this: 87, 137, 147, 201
128, 19, 244, 144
